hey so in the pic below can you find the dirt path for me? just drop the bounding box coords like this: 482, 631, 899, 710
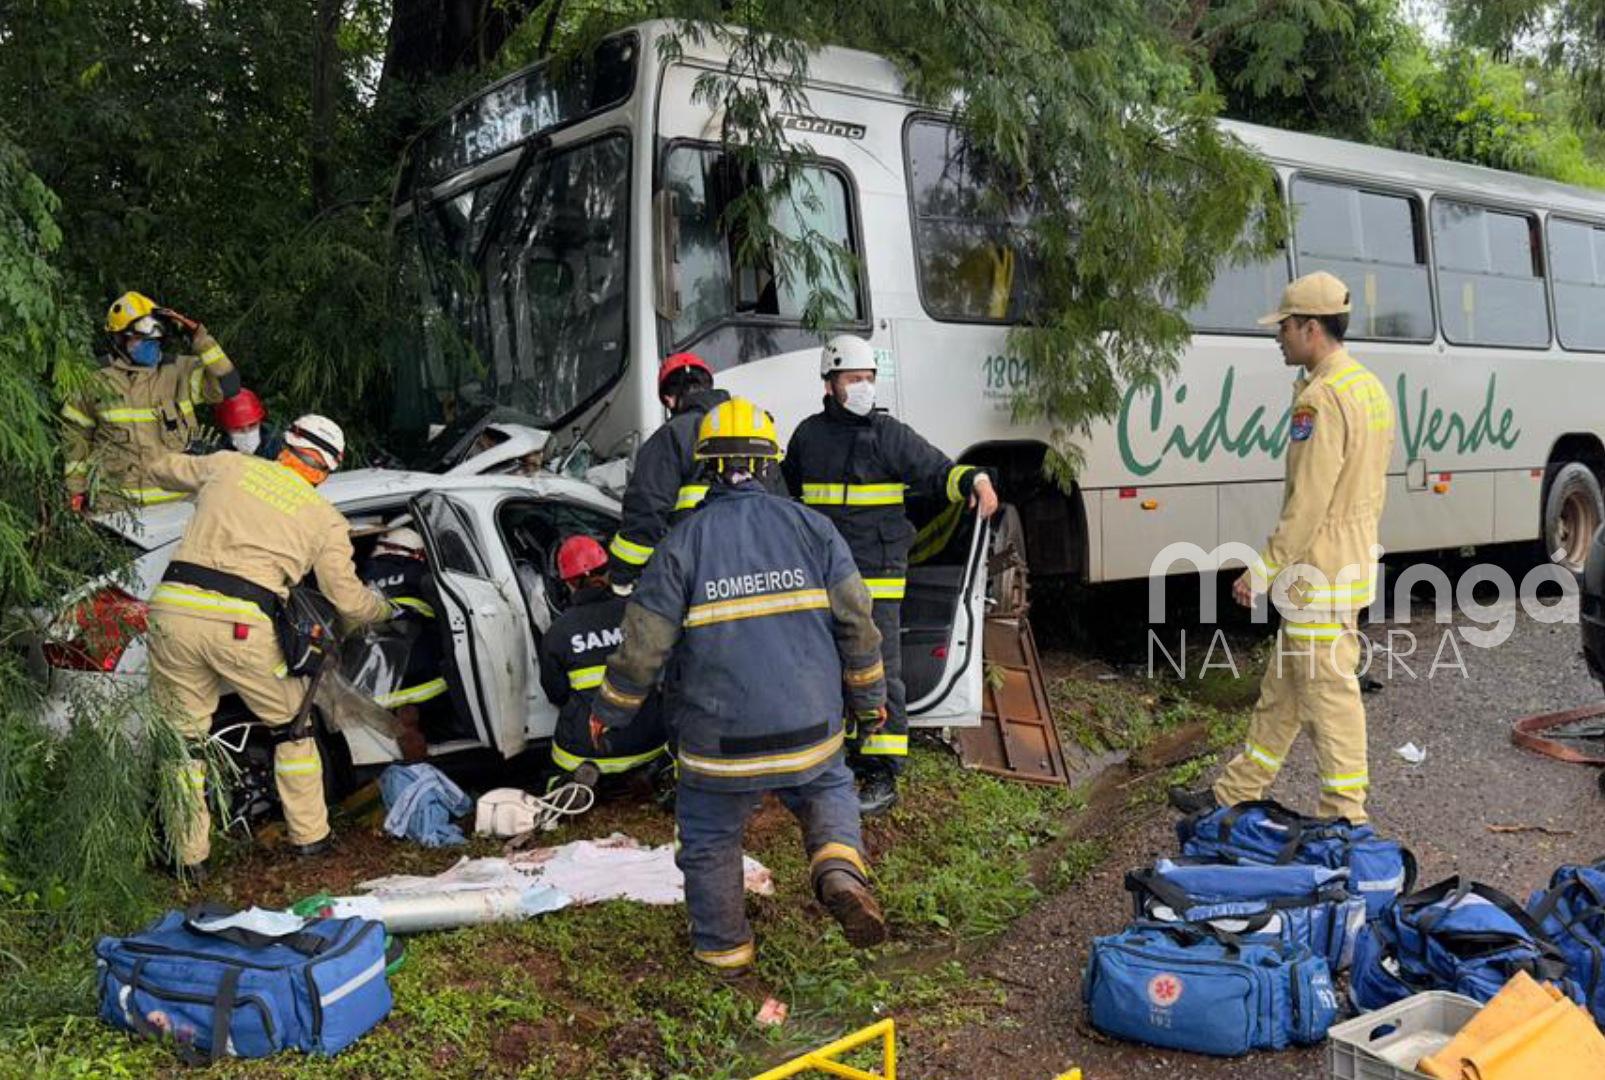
903, 593, 1605, 1079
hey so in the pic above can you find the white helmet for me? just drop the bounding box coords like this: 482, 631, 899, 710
819, 335, 878, 378
378, 525, 425, 557
285, 414, 346, 470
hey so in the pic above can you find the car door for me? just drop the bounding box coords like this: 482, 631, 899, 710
903, 510, 990, 727
410, 491, 530, 757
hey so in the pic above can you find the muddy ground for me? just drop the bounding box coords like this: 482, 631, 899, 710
902, 581, 1605, 1078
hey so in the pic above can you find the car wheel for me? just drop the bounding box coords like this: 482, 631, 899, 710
1544, 462, 1604, 575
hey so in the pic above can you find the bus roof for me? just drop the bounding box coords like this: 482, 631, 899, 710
414, 18, 1605, 221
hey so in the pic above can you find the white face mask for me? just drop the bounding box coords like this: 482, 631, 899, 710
230, 427, 262, 455
841, 380, 876, 417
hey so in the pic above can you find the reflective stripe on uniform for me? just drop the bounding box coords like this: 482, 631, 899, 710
567, 664, 606, 690
392, 596, 437, 619
599, 677, 646, 709
184, 761, 208, 789
374, 678, 449, 708
100, 401, 196, 423
863, 577, 906, 601
64, 460, 90, 476
122, 487, 187, 505
945, 464, 976, 503
275, 754, 321, 777
810, 842, 867, 876
1245, 741, 1284, 770
1325, 364, 1365, 388
1283, 622, 1345, 642
844, 660, 884, 687
61, 404, 95, 428
189, 367, 205, 403
608, 534, 653, 566
1308, 578, 1377, 605
678, 730, 844, 779
150, 582, 272, 623
694, 941, 755, 969
199, 344, 228, 367
552, 742, 666, 775
1321, 771, 1369, 792
858, 733, 908, 756
683, 588, 830, 628
800, 482, 906, 507
674, 483, 709, 512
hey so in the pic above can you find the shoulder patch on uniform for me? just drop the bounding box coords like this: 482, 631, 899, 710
1290, 408, 1316, 442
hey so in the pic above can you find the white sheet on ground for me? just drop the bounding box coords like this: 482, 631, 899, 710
355, 832, 775, 906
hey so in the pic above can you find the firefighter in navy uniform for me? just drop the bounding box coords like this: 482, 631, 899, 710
606, 352, 729, 589
538, 534, 668, 788
358, 524, 450, 757
783, 335, 999, 815
593, 397, 889, 972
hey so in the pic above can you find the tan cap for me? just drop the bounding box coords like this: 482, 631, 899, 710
1257, 271, 1352, 325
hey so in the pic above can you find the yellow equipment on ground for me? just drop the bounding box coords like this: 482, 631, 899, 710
749, 1019, 896, 1080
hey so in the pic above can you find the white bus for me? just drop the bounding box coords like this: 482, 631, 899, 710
391, 18, 1605, 594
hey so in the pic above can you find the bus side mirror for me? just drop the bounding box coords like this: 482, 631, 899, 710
653, 188, 682, 322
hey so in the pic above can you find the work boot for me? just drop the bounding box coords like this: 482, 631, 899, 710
854, 759, 899, 818
818, 869, 888, 948
291, 836, 332, 859
1167, 786, 1220, 816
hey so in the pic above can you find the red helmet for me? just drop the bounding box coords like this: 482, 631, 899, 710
556, 535, 608, 583
657, 352, 711, 399
215, 389, 266, 431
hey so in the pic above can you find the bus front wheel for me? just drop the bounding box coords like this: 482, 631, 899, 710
1543, 461, 1604, 574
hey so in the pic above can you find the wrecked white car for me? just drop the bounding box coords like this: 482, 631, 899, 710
33, 423, 989, 827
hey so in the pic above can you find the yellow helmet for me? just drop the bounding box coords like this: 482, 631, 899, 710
694, 397, 782, 462
105, 291, 158, 333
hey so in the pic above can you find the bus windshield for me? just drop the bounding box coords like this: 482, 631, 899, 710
391, 36, 637, 449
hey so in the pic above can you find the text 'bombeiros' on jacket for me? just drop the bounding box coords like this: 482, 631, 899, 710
592, 482, 885, 792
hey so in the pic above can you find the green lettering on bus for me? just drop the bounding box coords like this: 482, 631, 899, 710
1117, 368, 1521, 477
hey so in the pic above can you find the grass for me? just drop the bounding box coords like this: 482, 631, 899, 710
0, 664, 1258, 1078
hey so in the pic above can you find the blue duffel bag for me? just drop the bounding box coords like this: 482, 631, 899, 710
1351, 876, 1578, 1011
1176, 799, 1416, 919
95, 903, 391, 1062
1126, 858, 1367, 970
1083, 921, 1338, 1057
1528, 859, 1605, 1024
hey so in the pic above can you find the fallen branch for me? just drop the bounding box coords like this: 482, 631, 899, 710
1487, 823, 1576, 837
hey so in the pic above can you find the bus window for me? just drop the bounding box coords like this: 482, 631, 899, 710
904, 118, 1039, 323
1291, 178, 1434, 341
1550, 217, 1605, 351
1432, 199, 1549, 348
480, 135, 631, 427
661, 145, 863, 361
1185, 201, 1290, 335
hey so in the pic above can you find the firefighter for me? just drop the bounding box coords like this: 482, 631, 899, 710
358, 523, 449, 758
593, 397, 889, 971
606, 352, 728, 590
537, 534, 668, 788
144, 415, 396, 875
783, 335, 999, 815
63, 291, 246, 510
1171, 272, 1394, 824
213, 388, 283, 459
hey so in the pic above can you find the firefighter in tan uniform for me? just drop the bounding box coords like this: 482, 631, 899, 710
1172, 272, 1394, 824
144, 415, 394, 873
62, 291, 245, 510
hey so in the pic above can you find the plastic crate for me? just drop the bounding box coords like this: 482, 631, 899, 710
1326, 992, 1482, 1079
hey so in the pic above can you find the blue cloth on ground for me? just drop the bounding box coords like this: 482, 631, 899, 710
380, 764, 472, 847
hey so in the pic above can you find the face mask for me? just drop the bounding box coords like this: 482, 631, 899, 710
841, 380, 876, 417
230, 428, 262, 455
127, 337, 162, 366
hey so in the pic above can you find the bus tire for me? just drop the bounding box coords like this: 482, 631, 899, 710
1543, 461, 1604, 574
